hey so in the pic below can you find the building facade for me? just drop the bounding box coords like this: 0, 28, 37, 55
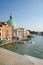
0, 22, 13, 40
14, 28, 31, 39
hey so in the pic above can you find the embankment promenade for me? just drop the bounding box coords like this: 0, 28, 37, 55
0, 38, 29, 46
0, 47, 43, 65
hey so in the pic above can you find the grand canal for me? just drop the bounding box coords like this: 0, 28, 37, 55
1, 35, 43, 59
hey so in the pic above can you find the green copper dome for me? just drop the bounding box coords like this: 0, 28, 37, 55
7, 16, 16, 27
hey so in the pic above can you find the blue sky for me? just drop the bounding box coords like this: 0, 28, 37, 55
0, 0, 43, 31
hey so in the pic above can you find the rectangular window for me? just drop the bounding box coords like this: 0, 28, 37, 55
0, 28, 1, 31
0, 25, 2, 27
0, 33, 1, 36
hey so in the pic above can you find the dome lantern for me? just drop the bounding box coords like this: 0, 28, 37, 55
10, 15, 12, 20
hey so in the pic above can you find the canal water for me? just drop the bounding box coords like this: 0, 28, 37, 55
1, 35, 43, 59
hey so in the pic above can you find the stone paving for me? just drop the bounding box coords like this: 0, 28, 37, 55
0, 48, 43, 65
